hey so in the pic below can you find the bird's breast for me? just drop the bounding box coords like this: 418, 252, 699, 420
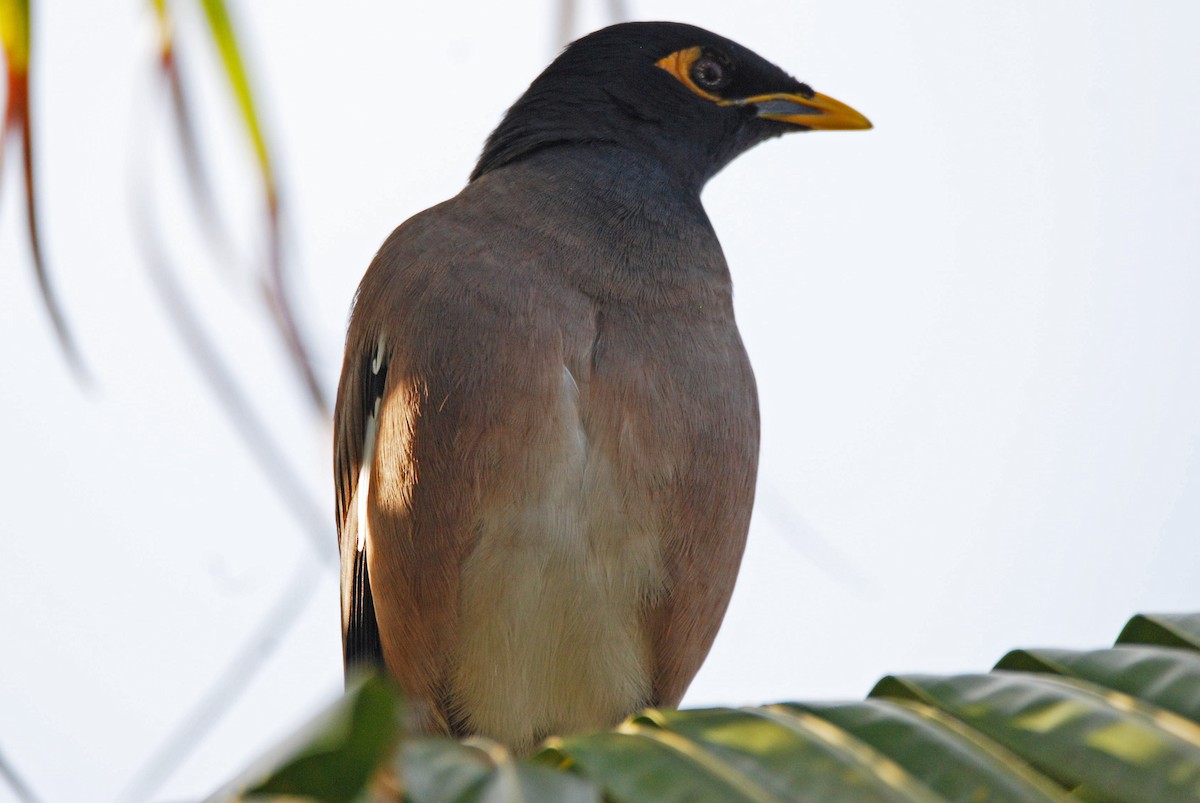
451, 294, 757, 749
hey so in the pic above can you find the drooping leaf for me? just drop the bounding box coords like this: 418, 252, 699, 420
194, 0, 271, 196
1, 0, 89, 382
146, 0, 235, 268
0, 0, 31, 70
191, 0, 328, 413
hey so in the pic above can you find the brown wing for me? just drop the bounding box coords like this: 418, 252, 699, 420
639, 320, 760, 708
334, 328, 389, 677
333, 214, 516, 734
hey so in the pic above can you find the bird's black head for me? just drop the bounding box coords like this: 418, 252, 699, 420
471, 22, 870, 190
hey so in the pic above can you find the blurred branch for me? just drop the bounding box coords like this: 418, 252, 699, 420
130, 135, 334, 564
193, 0, 330, 415
147, 0, 238, 274
0, 745, 42, 803
604, 0, 627, 23
553, 0, 627, 50
137, 0, 336, 565
554, 0, 575, 51
1, 0, 90, 383
115, 556, 324, 803
756, 480, 871, 594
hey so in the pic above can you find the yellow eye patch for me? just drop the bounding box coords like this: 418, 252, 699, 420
655, 47, 723, 102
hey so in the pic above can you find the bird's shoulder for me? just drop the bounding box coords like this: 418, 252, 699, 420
353, 184, 575, 333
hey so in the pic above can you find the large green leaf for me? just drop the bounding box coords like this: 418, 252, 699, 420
787, 699, 1067, 801
1117, 614, 1200, 652
540, 728, 777, 802
218, 612, 1200, 801
870, 671, 1200, 802
996, 645, 1200, 723
638, 706, 935, 801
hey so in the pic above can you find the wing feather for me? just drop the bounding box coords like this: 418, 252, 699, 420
335, 332, 389, 676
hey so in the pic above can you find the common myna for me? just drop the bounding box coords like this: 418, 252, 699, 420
335, 21, 869, 751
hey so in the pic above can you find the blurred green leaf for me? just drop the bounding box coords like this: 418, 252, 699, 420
195, 0, 273, 198
402, 738, 495, 803
0, 0, 30, 70
245, 675, 401, 802
0, 0, 88, 381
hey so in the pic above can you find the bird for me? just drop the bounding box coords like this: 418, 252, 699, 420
334, 21, 870, 752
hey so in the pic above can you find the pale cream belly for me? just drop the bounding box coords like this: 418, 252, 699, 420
450, 366, 664, 751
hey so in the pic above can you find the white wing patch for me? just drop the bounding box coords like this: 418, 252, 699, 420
356, 334, 387, 552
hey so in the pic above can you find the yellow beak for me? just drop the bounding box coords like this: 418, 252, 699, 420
723, 90, 872, 131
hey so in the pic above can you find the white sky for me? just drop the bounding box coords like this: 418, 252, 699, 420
2, 1, 1200, 800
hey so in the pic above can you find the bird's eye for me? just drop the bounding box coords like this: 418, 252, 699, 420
691, 57, 730, 91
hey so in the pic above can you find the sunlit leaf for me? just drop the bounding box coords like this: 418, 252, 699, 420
540, 729, 773, 803
871, 671, 1200, 801
0, 0, 31, 70
641, 706, 935, 801
997, 646, 1200, 724
214, 611, 1200, 801
194, 0, 272, 199
788, 699, 1066, 802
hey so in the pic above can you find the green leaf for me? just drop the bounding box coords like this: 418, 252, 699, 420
641, 706, 935, 802
400, 738, 497, 803
462, 761, 599, 803
404, 737, 598, 803
542, 728, 776, 803
788, 699, 1067, 802
871, 671, 1200, 802
195, 0, 272, 196
996, 646, 1200, 724
245, 675, 401, 802
1118, 614, 1200, 652
0, 0, 30, 70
